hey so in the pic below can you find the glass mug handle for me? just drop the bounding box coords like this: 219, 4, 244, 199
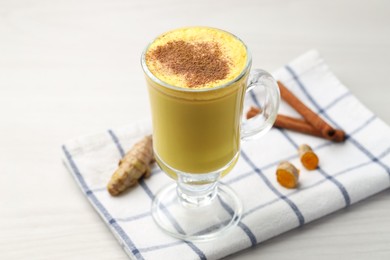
241, 69, 281, 141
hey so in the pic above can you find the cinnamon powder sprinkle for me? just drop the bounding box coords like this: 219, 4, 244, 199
147, 40, 231, 88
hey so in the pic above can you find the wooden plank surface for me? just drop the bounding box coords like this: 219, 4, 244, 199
0, 0, 389, 259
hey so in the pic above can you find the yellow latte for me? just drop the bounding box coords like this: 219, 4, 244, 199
143, 27, 250, 176
145, 27, 247, 89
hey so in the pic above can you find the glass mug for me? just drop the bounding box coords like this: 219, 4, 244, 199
141, 27, 280, 241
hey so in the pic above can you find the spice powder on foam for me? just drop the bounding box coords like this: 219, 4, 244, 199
147, 40, 231, 88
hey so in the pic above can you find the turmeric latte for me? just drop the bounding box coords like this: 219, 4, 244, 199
145, 27, 247, 89
143, 27, 250, 175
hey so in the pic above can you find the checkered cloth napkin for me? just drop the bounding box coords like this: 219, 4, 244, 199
62, 50, 390, 260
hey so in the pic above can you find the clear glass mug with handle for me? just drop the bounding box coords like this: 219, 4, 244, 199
141, 27, 280, 241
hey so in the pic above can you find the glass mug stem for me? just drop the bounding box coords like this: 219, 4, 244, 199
177, 180, 218, 207
175, 152, 240, 208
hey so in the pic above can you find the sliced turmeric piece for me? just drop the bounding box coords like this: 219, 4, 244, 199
298, 144, 319, 170
276, 161, 300, 188
107, 135, 154, 196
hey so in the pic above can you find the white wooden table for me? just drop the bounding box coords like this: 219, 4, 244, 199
1, 0, 389, 259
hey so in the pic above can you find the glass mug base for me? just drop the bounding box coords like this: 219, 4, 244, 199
151, 182, 242, 242
151, 150, 242, 241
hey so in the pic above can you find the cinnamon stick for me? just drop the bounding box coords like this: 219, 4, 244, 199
277, 81, 341, 140
246, 106, 262, 119
275, 114, 323, 138
275, 114, 345, 142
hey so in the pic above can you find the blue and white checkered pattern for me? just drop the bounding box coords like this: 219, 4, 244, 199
62, 50, 390, 260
